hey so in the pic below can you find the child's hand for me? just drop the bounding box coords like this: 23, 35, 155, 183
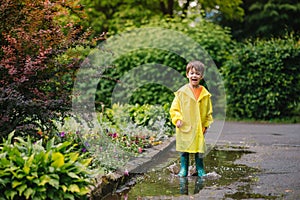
202, 127, 207, 135
176, 120, 183, 128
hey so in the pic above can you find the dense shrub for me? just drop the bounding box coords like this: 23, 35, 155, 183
0, 132, 93, 199
0, 0, 92, 138
222, 36, 300, 120
95, 17, 232, 109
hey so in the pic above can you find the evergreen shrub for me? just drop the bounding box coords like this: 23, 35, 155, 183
223, 36, 300, 120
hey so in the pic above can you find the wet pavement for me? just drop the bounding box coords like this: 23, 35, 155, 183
196, 121, 300, 200
95, 121, 300, 199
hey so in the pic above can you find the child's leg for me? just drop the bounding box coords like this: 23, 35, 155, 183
195, 153, 206, 177
178, 152, 189, 177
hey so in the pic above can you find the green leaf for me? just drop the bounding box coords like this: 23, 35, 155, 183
17, 184, 27, 196
61, 185, 67, 192
78, 186, 90, 195
39, 175, 51, 186
69, 152, 79, 163
48, 178, 59, 189
4, 190, 17, 200
12, 180, 23, 188
56, 141, 71, 151
23, 154, 35, 174
24, 188, 34, 199
7, 131, 15, 145
46, 138, 54, 151
67, 172, 79, 179
63, 193, 75, 200
36, 186, 47, 192
68, 184, 80, 193
0, 178, 10, 186
43, 151, 50, 163
50, 173, 59, 180
15, 170, 26, 179
80, 158, 92, 167
51, 152, 65, 168
27, 175, 37, 181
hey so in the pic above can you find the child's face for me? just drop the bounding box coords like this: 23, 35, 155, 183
186, 68, 203, 87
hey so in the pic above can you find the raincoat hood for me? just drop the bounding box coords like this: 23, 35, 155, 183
176, 84, 211, 102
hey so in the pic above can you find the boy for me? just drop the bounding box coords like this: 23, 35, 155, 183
170, 60, 213, 177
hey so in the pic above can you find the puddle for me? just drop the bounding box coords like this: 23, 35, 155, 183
101, 147, 261, 199
225, 191, 278, 199
225, 183, 278, 199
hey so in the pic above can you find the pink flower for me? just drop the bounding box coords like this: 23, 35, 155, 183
124, 169, 129, 176
138, 147, 143, 153
60, 132, 65, 137
112, 132, 118, 138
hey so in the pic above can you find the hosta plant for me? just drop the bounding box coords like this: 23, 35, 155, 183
0, 132, 94, 200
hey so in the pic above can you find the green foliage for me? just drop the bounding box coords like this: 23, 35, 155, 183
224, 0, 300, 40
223, 36, 300, 120
79, 0, 171, 35
52, 106, 172, 170
246, 0, 300, 38
0, 132, 93, 200
102, 103, 173, 154
105, 103, 172, 130
199, 0, 244, 21
0, 0, 92, 138
79, 0, 244, 37
104, 103, 173, 139
95, 17, 233, 108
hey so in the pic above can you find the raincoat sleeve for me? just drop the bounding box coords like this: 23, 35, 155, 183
202, 96, 213, 128
169, 94, 182, 126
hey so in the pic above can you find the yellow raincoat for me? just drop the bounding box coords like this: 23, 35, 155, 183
170, 84, 213, 153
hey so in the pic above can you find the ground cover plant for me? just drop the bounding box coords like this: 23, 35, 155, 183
50, 103, 174, 172
0, 132, 94, 200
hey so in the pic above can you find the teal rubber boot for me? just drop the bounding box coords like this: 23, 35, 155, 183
195, 153, 206, 177
194, 177, 204, 194
178, 153, 189, 177
179, 177, 188, 194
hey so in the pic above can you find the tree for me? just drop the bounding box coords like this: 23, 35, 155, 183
79, 0, 244, 36
0, 0, 94, 138
221, 0, 300, 40
198, 0, 244, 21
246, 0, 300, 38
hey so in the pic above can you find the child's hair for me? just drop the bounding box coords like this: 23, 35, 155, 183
186, 60, 205, 76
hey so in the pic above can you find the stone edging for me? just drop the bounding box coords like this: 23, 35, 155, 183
126, 136, 176, 173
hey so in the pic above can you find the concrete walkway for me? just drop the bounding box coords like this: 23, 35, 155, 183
193, 121, 300, 200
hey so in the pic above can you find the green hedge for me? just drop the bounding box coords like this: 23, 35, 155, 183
95, 17, 233, 109
222, 36, 300, 120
